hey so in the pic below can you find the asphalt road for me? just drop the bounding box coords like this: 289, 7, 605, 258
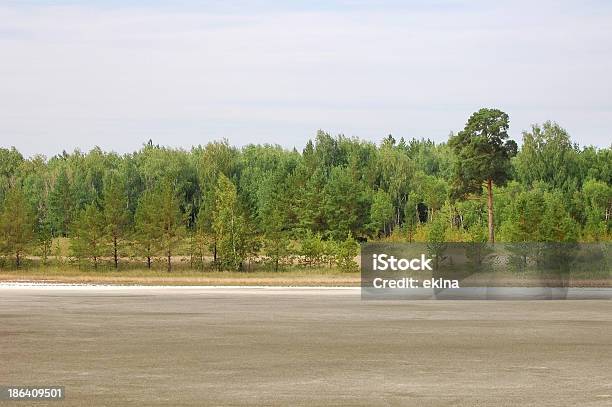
1, 285, 611, 406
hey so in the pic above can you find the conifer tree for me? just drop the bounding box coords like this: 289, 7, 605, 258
449, 108, 517, 243
71, 203, 106, 269
134, 189, 160, 269
103, 173, 129, 269
0, 185, 35, 267
157, 182, 184, 272
48, 169, 73, 236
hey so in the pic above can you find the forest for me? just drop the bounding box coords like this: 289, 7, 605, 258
0, 109, 610, 272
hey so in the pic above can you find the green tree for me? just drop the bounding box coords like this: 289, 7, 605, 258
403, 191, 420, 242
581, 179, 611, 240
379, 145, 414, 228
262, 207, 290, 271
157, 182, 184, 272
422, 176, 448, 221
35, 202, 53, 266
427, 206, 449, 268
71, 203, 106, 269
134, 189, 160, 269
499, 189, 546, 242
515, 122, 581, 191
0, 185, 35, 267
323, 166, 365, 240
103, 173, 129, 269
0, 147, 24, 202
336, 233, 359, 273
193, 206, 212, 269
449, 108, 517, 242
369, 189, 394, 236
48, 169, 74, 236
300, 231, 325, 267
213, 175, 247, 271
540, 192, 579, 242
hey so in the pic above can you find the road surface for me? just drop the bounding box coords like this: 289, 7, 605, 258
1, 285, 611, 406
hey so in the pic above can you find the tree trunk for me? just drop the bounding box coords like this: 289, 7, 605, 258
487, 178, 495, 243
167, 251, 171, 272
113, 236, 118, 269
147, 256, 151, 269
16, 252, 20, 268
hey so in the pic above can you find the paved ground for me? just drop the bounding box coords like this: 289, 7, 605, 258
1, 285, 611, 406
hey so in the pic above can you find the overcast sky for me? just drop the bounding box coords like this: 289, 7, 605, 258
0, 0, 610, 157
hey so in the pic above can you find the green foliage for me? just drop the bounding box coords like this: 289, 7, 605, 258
403, 191, 420, 241
500, 188, 579, 242
300, 231, 325, 266
515, 122, 581, 191
213, 174, 247, 271
0, 147, 24, 202
134, 189, 160, 269
449, 108, 517, 194
0, 115, 609, 271
449, 108, 518, 242
0, 185, 35, 266
103, 173, 129, 268
157, 182, 185, 271
48, 170, 74, 237
335, 233, 359, 273
540, 193, 579, 242
323, 166, 367, 240
70, 203, 106, 269
369, 189, 394, 237
421, 175, 448, 221
426, 205, 449, 267
261, 206, 291, 271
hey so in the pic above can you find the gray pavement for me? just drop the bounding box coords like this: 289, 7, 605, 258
1, 285, 611, 406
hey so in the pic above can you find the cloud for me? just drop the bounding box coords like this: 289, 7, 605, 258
0, 1, 610, 157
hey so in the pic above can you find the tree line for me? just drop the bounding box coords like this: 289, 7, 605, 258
0, 109, 610, 271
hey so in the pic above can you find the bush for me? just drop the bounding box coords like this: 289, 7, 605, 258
336, 233, 359, 273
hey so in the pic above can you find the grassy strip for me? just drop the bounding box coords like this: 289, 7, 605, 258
0, 267, 608, 287
0, 267, 361, 286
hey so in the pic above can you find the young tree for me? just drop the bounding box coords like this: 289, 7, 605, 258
323, 166, 365, 240
300, 231, 325, 267
422, 176, 448, 221
404, 191, 420, 242
48, 169, 73, 236
70, 203, 106, 269
157, 182, 184, 272
335, 233, 359, 273
134, 189, 160, 269
449, 108, 517, 242
427, 206, 449, 268
213, 175, 246, 271
262, 206, 290, 271
36, 205, 53, 266
369, 189, 394, 237
103, 173, 129, 269
0, 185, 35, 267
379, 144, 414, 228
499, 189, 546, 242
0, 147, 24, 203
581, 179, 611, 240
540, 192, 579, 242
192, 206, 211, 269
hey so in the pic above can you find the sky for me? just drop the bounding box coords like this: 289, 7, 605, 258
0, 0, 611, 157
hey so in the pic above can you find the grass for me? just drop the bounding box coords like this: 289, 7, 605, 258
0, 265, 361, 286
